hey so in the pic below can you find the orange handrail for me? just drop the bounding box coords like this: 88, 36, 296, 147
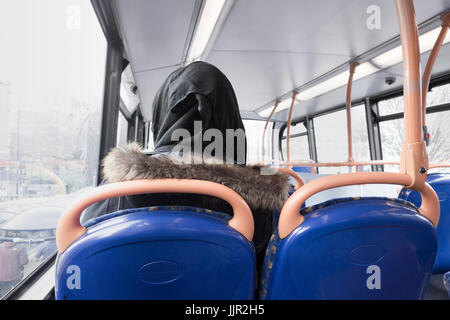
273, 160, 449, 171
346, 62, 358, 164
396, 0, 429, 190
279, 160, 400, 168
286, 92, 298, 163
421, 12, 450, 143
262, 101, 280, 163
278, 0, 440, 239
56, 179, 254, 253
263, 159, 315, 165
429, 162, 450, 169
277, 167, 304, 190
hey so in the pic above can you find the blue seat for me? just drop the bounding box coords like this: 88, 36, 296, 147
292, 166, 312, 174
260, 197, 438, 299
55, 206, 255, 300
399, 173, 450, 274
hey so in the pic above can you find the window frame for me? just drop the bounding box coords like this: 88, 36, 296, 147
279, 121, 309, 162
2, 0, 119, 300
276, 73, 450, 172
371, 74, 450, 170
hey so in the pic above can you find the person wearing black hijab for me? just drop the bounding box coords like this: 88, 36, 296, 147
151, 61, 246, 164
81, 61, 290, 272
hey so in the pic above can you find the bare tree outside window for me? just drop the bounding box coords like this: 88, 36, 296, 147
379, 84, 450, 173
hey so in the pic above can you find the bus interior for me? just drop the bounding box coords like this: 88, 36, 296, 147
1, 0, 450, 300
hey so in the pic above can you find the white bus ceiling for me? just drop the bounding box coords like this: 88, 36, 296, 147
108, 0, 450, 123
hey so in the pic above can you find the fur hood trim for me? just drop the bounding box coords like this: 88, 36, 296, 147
102, 143, 291, 212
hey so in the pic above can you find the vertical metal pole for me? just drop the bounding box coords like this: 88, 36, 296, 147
262, 101, 279, 163
270, 121, 278, 161
286, 92, 298, 163
306, 117, 318, 163
127, 113, 135, 143
127, 108, 144, 144
346, 63, 357, 164
365, 98, 383, 171
395, 0, 428, 189
278, 123, 285, 161
307, 117, 318, 173
395, 0, 422, 144
134, 107, 145, 145
97, 41, 123, 184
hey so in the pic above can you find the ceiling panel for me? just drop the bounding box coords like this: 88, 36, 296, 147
113, 0, 196, 72
214, 0, 450, 55
207, 50, 351, 111
110, 0, 450, 121
206, 0, 450, 116
112, 0, 198, 120
271, 42, 450, 123
134, 66, 179, 121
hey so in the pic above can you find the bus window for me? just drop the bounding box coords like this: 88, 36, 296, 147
379, 84, 450, 172
378, 95, 404, 171
427, 110, 450, 173
281, 123, 309, 162
116, 111, 129, 146
243, 120, 267, 164
0, 0, 106, 298
378, 95, 404, 116
424, 83, 450, 107
120, 65, 140, 115
380, 118, 404, 172
314, 104, 370, 173
315, 109, 349, 174
426, 84, 450, 173
351, 104, 370, 163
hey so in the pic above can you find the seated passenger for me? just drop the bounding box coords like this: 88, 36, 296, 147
82, 61, 290, 269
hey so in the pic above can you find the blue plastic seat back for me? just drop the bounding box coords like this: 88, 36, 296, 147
399, 173, 450, 274
55, 206, 255, 300
292, 166, 313, 174
260, 198, 438, 299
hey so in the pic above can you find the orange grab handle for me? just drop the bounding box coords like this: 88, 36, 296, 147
56, 179, 254, 253
277, 167, 304, 190
278, 172, 440, 239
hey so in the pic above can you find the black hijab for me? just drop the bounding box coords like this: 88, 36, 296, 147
151, 61, 246, 164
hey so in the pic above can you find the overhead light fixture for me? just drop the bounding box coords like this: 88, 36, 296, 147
371, 45, 403, 69
257, 24, 450, 117
258, 97, 298, 118
295, 71, 350, 102
296, 62, 379, 102
372, 26, 450, 69
258, 61, 379, 116
353, 61, 380, 80
186, 0, 226, 62
419, 26, 450, 52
